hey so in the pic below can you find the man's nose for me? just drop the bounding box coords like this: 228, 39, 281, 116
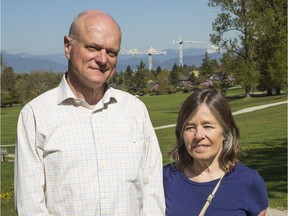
95, 49, 108, 65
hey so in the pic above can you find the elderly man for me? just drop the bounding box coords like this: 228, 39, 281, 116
15, 10, 165, 215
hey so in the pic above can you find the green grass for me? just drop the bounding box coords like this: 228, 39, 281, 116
1, 105, 21, 216
235, 105, 287, 209
228, 95, 287, 112
225, 86, 245, 97
1, 90, 287, 214
140, 93, 189, 127
1, 163, 15, 216
140, 91, 287, 126
1, 105, 22, 145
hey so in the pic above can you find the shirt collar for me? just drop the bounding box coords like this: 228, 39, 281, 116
56, 73, 75, 104
56, 73, 118, 110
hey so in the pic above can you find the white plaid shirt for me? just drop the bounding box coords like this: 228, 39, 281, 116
15, 74, 165, 215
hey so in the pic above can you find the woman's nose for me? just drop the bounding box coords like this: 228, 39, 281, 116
195, 127, 205, 140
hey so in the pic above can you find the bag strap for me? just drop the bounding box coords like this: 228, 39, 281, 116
198, 174, 224, 216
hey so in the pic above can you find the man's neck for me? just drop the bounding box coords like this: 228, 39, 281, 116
65, 72, 107, 105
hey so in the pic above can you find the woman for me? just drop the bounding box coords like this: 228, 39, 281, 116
163, 89, 268, 216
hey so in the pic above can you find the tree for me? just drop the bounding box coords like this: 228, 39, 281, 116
131, 60, 149, 95
188, 72, 196, 83
117, 72, 124, 85
15, 71, 62, 104
123, 65, 134, 92
208, 0, 260, 98
210, 59, 221, 72
1, 90, 13, 107
109, 71, 125, 90
155, 66, 162, 79
157, 70, 175, 95
1, 66, 16, 92
169, 63, 180, 87
253, 0, 287, 95
201, 51, 214, 78
1, 66, 17, 106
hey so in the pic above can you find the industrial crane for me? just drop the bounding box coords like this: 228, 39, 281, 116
120, 46, 166, 71
173, 36, 204, 67
146, 46, 166, 71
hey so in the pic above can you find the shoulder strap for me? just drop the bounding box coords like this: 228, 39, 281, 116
199, 175, 224, 216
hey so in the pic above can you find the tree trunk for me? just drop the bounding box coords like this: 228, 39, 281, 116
267, 88, 273, 96
276, 87, 281, 95
244, 91, 251, 98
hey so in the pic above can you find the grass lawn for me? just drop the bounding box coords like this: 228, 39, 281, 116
1, 105, 22, 145
235, 105, 287, 209
1, 90, 287, 214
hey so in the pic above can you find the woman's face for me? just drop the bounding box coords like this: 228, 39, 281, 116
183, 104, 226, 164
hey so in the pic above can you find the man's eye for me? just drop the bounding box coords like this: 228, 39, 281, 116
86, 46, 98, 51
107, 51, 118, 57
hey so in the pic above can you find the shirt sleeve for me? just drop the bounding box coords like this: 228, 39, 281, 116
140, 107, 166, 216
247, 171, 269, 216
14, 105, 51, 216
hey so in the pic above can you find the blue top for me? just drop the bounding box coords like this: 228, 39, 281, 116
163, 163, 268, 216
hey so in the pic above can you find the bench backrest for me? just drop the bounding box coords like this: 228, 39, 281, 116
1, 148, 8, 155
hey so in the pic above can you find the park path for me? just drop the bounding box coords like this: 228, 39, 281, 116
266, 208, 287, 216
154, 100, 287, 130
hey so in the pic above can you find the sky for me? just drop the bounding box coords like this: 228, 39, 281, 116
1, 0, 221, 56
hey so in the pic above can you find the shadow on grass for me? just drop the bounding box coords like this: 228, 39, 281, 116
164, 111, 179, 114
241, 140, 287, 200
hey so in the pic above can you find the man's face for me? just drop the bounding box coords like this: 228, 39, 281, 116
64, 16, 121, 90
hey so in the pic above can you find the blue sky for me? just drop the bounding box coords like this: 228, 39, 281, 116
2, 0, 220, 55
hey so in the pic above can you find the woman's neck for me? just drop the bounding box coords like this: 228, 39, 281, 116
183, 160, 225, 183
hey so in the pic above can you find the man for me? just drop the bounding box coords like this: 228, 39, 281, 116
15, 10, 165, 215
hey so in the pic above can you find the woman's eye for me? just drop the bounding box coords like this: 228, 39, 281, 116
185, 126, 195, 130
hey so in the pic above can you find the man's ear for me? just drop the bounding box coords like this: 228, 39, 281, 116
64, 35, 72, 58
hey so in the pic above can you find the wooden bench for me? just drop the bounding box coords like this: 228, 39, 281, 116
1, 147, 8, 162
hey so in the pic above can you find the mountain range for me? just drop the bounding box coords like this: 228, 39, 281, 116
1, 48, 222, 73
